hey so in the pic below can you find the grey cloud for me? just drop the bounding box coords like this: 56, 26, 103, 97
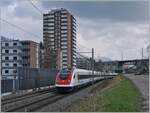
77, 18, 149, 60
41, 1, 148, 22
1, 1, 148, 22
0, 0, 16, 7
13, 1, 42, 20
1, 17, 42, 42
1, 0, 149, 60
1, 0, 42, 20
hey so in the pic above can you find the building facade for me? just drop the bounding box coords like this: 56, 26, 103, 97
1, 37, 22, 79
38, 42, 45, 68
21, 40, 38, 68
43, 8, 76, 69
1, 36, 39, 79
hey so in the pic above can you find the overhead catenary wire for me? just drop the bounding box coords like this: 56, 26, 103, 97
27, 0, 43, 15
76, 52, 90, 60
76, 52, 91, 70
77, 43, 92, 52
0, 18, 41, 39
76, 52, 92, 66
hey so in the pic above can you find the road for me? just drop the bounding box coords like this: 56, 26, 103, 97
125, 74, 149, 111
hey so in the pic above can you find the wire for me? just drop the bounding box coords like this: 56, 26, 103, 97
76, 52, 91, 69
76, 52, 90, 61
77, 43, 92, 52
28, 0, 43, 15
0, 18, 41, 39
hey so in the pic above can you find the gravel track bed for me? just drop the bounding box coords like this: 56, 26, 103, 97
35, 80, 107, 112
28, 94, 68, 112
2, 90, 52, 105
2, 87, 55, 101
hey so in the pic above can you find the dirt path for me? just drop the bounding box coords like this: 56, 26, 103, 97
125, 74, 149, 111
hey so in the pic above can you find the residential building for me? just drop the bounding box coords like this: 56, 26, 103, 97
21, 40, 38, 68
1, 36, 22, 79
1, 36, 39, 79
0, 38, 1, 76
43, 8, 76, 69
38, 42, 45, 68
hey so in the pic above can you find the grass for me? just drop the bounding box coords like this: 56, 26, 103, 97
65, 75, 143, 112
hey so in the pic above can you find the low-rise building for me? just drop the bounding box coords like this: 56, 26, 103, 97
1, 36, 22, 79
38, 42, 45, 68
21, 40, 38, 68
1, 36, 39, 79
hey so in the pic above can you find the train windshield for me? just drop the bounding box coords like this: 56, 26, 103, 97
59, 69, 70, 79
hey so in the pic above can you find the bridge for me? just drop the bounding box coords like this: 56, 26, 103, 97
101, 59, 149, 73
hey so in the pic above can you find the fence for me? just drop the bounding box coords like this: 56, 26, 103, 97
1, 79, 13, 93
1, 67, 59, 93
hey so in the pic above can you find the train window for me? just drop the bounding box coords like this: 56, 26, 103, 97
60, 68, 70, 73
77, 74, 79, 80
73, 75, 75, 79
59, 68, 70, 79
60, 73, 68, 79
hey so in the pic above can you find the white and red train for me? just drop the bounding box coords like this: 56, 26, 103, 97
55, 67, 117, 92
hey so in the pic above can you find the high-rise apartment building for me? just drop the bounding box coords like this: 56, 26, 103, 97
43, 8, 76, 69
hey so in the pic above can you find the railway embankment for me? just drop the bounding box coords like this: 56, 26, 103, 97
65, 75, 143, 112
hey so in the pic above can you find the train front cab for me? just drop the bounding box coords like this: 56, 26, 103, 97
55, 68, 75, 93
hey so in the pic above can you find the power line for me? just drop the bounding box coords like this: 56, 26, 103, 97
77, 43, 91, 52
76, 52, 90, 60
0, 18, 41, 39
76, 52, 91, 70
28, 0, 43, 15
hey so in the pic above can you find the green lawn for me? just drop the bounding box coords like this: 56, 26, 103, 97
65, 75, 143, 112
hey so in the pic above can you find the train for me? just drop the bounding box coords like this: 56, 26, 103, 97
55, 67, 117, 93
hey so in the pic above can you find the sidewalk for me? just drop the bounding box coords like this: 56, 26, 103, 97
125, 74, 149, 111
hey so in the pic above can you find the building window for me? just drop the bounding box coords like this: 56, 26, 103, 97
22, 49, 29, 52
5, 43, 9, 46
5, 63, 9, 66
5, 70, 9, 74
23, 64, 28, 67
5, 57, 9, 60
5, 50, 9, 53
13, 43, 17, 46
13, 56, 17, 60
13, 63, 17, 67
13, 50, 17, 53
13, 70, 17, 73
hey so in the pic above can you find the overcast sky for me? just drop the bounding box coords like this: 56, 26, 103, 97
0, 0, 149, 61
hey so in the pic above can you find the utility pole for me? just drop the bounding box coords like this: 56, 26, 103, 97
76, 48, 95, 88
142, 48, 143, 60
121, 49, 123, 61
92, 48, 94, 87
0, 8, 2, 77
141, 48, 144, 68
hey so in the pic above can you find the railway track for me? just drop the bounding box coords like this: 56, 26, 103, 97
2, 87, 55, 101
2, 89, 56, 105
22, 94, 68, 112
1, 86, 85, 112
1, 88, 58, 112
1, 77, 115, 112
